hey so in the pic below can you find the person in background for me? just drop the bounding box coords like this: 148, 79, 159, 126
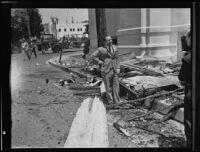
90, 36, 120, 105
178, 29, 192, 148
58, 36, 65, 64
29, 37, 38, 59
21, 38, 30, 60
41, 36, 45, 54
82, 36, 90, 59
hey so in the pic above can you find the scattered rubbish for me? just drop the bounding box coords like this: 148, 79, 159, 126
46, 78, 49, 84
35, 63, 40, 66
113, 119, 129, 129
59, 79, 65, 86
66, 79, 75, 84
70, 72, 78, 80
48, 54, 185, 147
59, 79, 75, 86
70, 112, 74, 116
106, 87, 183, 109
161, 103, 184, 122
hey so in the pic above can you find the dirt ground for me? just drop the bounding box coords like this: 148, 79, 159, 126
11, 51, 84, 148
11, 51, 133, 148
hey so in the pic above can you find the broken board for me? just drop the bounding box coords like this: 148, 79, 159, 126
64, 96, 109, 148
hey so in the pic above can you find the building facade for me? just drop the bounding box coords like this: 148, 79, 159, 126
42, 22, 87, 39
88, 8, 190, 62
42, 23, 51, 34
56, 23, 87, 39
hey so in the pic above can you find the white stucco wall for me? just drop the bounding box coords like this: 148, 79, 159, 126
56, 23, 87, 39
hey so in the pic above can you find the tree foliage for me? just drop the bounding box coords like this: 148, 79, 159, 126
27, 9, 44, 38
11, 8, 44, 45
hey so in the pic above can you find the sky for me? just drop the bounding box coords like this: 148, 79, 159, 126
38, 9, 88, 24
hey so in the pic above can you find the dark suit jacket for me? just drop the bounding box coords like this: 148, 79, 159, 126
91, 45, 120, 75
178, 52, 191, 84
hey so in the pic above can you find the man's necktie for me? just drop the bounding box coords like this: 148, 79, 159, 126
109, 46, 113, 54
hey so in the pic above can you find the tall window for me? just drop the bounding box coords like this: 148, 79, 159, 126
70, 28, 72, 32
59, 28, 61, 32
77, 28, 79, 31
73, 28, 75, 31
64, 28, 66, 32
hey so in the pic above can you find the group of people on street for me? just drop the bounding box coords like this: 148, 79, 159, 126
21, 37, 37, 60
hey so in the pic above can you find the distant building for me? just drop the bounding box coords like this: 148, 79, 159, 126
56, 23, 87, 39
42, 22, 87, 39
42, 23, 51, 34
88, 8, 190, 62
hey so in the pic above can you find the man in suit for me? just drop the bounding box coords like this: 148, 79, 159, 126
178, 29, 192, 147
91, 36, 120, 104
82, 37, 90, 59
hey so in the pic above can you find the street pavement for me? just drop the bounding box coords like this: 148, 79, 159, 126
11, 51, 85, 148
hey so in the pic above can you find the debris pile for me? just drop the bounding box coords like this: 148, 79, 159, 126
50, 55, 185, 147
121, 58, 181, 76
109, 108, 186, 147
121, 76, 180, 98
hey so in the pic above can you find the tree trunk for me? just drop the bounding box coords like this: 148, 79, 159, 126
95, 9, 107, 47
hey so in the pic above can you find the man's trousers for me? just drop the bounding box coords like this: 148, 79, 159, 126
102, 69, 120, 104
184, 85, 192, 148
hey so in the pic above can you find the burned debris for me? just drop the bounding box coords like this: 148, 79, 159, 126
49, 54, 185, 148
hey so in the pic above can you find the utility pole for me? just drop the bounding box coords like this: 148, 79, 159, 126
25, 8, 31, 39
95, 9, 107, 47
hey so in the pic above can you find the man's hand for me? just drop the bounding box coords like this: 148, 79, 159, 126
117, 68, 120, 74
98, 61, 103, 65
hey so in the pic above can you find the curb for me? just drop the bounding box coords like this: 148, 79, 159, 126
47, 52, 88, 78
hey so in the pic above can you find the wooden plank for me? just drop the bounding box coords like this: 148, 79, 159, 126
64, 97, 109, 147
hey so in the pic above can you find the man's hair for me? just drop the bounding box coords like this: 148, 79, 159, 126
103, 36, 112, 42
102, 36, 107, 42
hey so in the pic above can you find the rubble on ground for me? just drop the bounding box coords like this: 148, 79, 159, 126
52, 55, 185, 148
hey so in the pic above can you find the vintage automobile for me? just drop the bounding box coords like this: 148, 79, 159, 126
36, 34, 62, 53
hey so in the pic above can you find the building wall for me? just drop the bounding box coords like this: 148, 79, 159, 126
88, 8, 190, 62
42, 23, 51, 34
51, 23, 57, 39
170, 8, 190, 62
